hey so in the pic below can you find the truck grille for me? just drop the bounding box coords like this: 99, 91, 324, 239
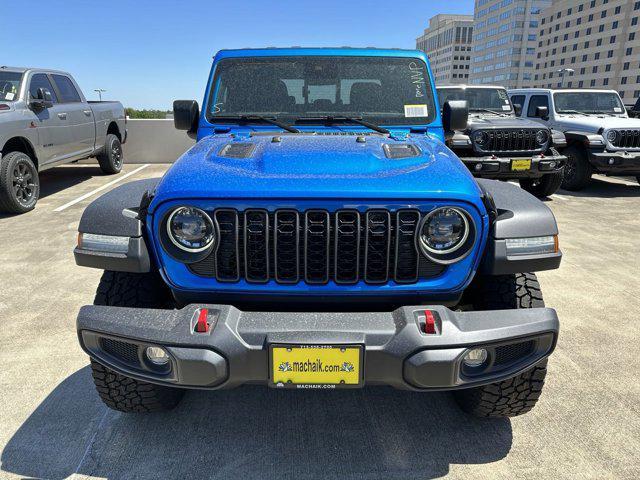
190, 209, 445, 285
610, 129, 640, 149
475, 129, 542, 154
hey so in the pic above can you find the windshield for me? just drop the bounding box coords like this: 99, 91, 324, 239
554, 92, 625, 114
437, 87, 513, 113
207, 56, 436, 126
0, 71, 22, 101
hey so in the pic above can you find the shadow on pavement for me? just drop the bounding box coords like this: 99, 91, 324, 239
2, 367, 513, 480
38, 165, 108, 200
557, 177, 640, 198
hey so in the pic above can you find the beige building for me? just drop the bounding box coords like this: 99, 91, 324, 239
416, 14, 474, 85
469, 0, 552, 88
534, 0, 640, 103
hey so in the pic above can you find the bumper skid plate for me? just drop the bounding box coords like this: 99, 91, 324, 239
77, 304, 559, 391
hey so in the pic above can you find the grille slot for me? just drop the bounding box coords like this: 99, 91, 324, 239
364, 210, 391, 284
100, 338, 140, 366
244, 210, 269, 282
477, 129, 541, 153
304, 210, 330, 284
494, 340, 536, 366
190, 208, 446, 285
611, 129, 640, 149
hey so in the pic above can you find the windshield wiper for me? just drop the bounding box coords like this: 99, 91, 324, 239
557, 110, 589, 116
211, 115, 300, 133
296, 116, 390, 134
470, 108, 509, 116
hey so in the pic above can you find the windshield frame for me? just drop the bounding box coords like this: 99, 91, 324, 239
0, 71, 23, 102
204, 55, 437, 127
437, 87, 514, 115
553, 91, 625, 115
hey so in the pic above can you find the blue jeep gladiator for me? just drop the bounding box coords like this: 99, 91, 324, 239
74, 48, 561, 417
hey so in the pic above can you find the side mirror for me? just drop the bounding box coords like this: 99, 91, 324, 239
535, 106, 549, 120
173, 100, 199, 138
513, 103, 522, 117
442, 100, 469, 132
30, 87, 53, 110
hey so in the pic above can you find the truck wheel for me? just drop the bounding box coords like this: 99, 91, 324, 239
561, 145, 592, 191
90, 271, 184, 413
519, 171, 564, 198
0, 151, 40, 214
97, 134, 124, 174
453, 273, 549, 417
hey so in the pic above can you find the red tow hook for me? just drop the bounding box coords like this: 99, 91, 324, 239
195, 308, 210, 333
424, 310, 437, 335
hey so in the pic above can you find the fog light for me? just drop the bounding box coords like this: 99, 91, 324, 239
608, 158, 615, 165
549, 161, 557, 169
145, 346, 169, 365
475, 163, 483, 171
463, 348, 488, 367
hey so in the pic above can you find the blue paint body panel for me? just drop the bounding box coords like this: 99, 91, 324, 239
148, 48, 490, 298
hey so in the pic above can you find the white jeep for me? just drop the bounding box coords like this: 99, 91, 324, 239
508, 88, 640, 190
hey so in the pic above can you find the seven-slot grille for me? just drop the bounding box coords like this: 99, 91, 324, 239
475, 129, 542, 153
610, 129, 640, 149
189, 209, 445, 285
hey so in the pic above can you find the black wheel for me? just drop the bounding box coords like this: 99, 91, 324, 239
519, 171, 564, 198
561, 145, 592, 191
90, 271, 184, 413
97, 134, 124, 174
0, 151, 40, 213
454, 273, 549, 417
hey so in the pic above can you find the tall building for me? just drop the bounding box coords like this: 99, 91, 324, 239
469, 0, 551, 88
416, 14, 474, 85
534, 0, 640, 103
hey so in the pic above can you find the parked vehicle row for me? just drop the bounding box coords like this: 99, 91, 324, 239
0, 67, 126, 213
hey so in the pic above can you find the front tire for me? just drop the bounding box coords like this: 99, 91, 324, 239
0, 151, 40, 214
519, 171, 564, 198
561, 145, 592, 191
97, 134, 124, 174
454, 273, 549, 417
90, 271, 184, 413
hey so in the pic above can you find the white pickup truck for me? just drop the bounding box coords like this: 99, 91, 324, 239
0, 67, 127, 213
509, 88, 640, 190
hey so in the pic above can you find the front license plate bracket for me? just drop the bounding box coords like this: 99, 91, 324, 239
269, 344, 364, 389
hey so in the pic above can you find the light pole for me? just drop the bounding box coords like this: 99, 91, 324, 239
557, 68, 574, 88
94, 89, 106, 101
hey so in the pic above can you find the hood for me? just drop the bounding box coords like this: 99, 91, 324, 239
151, 133, 483, 209
555, 115, 640, 133
467, 115, 546, 130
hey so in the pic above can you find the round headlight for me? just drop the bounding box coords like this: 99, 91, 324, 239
473, 131, 488, 146
606, 130, 617, 143
418, 207, 470, 258
167, 207, 215, 252
536, 130, 549, 145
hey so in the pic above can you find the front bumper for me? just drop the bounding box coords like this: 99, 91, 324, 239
77, 304, 559, 391
459, 152, 566, 179
588, 150, 640, 174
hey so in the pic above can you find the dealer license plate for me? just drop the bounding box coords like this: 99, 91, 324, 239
270, 345, 362, 388
511, 159, 532, 171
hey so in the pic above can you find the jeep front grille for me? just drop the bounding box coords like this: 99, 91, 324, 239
189, 208, 445, 285
610, 129, 640, 149
475, 129, 542, 154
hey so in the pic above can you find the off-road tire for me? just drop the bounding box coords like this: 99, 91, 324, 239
0, 151, 40, 214
90, 271, 183, 413
561, 145, 592, 191
519, 171, 564, 198
454, 273, 549, 417
97, 134, 124, 174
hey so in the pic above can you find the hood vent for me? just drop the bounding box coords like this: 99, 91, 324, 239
383, 144, 421, 159
314, 131, 378, 136
218, 143, 257, 159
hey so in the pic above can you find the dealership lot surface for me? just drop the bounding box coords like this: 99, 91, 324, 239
0, 164, 639, 480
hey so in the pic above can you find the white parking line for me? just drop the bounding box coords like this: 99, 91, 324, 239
593, 175, 639, 187
53, 164, 149, 212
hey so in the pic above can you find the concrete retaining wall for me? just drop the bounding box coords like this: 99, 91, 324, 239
123, 119, 194, 164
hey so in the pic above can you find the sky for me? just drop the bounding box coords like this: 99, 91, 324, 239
0, 0, 474, 110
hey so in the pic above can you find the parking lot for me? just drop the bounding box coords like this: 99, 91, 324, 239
0, 162, 639, 479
